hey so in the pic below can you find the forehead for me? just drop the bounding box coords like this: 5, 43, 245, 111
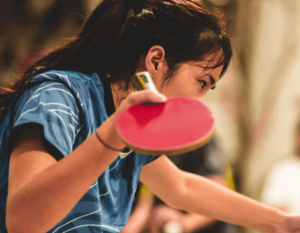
185, 53, 224, 77
195, 51, 224, 67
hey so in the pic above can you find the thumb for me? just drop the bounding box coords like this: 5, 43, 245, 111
126, 90, 167, 106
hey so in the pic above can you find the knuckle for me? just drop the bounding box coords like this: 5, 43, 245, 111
127, 92, 140, 105
125, 90, 161, 107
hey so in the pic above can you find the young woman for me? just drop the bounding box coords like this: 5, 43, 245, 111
0, 0, 299, 232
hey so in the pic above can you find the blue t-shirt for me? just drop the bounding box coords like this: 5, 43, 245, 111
0, 70, 157, 233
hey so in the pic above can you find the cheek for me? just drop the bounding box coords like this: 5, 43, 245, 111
159, 84, 180, 98
165, 84, 201, 99
167, 83, 193, 97
159, 73, 201, 98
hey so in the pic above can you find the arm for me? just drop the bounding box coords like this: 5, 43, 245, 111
7, 115, 123, 233
150, 205, 216, 233
121, 187, 154, 233
150, 138, 231, 233
181, 212, 216, 232
181, 175, 228, 232
149, 175, 227, 233
140, 156, 296, 233
6, 90, 166, 233
180, 158, 234, 232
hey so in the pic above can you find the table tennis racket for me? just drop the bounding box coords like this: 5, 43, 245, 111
116, 72, 215, 156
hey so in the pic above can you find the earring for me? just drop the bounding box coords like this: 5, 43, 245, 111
149, 71, 154, 78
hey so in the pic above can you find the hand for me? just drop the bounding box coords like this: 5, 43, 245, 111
272, 215, 300, 233
114, 90, 167, 116
120, 223, 143, 233
149, 205, 187, 233
97, 90, 167, 150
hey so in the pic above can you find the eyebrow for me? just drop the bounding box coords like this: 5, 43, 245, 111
207, 74, 217, 90
195, 65, 216, 84
208, 74, 215, 85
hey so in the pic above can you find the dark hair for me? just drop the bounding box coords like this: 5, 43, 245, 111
0, 0, 232, 123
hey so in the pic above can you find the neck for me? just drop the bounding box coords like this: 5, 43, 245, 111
110, 81, 134, 110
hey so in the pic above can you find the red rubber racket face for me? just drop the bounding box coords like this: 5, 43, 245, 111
116, 97, 215, 156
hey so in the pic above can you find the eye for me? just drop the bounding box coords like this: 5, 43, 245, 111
199, 80, 207, 88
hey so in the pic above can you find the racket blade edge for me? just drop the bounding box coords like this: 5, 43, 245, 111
120, 125, 215, 156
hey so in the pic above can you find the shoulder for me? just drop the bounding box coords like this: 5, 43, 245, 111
30, 70, 102, 88
27, 70, 106, 111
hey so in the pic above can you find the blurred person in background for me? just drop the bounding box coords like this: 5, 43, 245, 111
122, 136, 238, 233
260, 122, 300, 214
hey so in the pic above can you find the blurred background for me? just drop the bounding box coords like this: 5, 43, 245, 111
1, 0, 300, 232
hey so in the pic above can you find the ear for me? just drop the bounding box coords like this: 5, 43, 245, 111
142, 46, 168, 78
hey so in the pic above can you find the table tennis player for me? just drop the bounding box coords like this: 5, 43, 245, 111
0, 0, 299, 232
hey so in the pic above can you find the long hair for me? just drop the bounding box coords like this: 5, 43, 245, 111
0, 0, 232, 123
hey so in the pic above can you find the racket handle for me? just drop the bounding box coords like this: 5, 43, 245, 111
130, 71, 159, 94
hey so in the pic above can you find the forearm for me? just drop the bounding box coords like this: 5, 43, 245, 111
123, 196, 154, 232
6, 115, 124, 233
182, 176, 226, 232
175, 173, 285, 233
182, 213, 216, 232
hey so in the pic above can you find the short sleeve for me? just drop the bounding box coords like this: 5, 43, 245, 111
11, 81, 81, 157
143, 154, 160, 165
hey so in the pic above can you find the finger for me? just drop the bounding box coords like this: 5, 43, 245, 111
127, 90, 167, 106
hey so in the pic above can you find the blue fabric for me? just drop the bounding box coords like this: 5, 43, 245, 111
0, 70, 157, 233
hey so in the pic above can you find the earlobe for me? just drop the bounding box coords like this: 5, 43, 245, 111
149, 70, 155, 78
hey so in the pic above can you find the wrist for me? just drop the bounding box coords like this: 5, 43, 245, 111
255, 208, 285, 233
267, 210, 286, 233
96, 114, 126, 151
